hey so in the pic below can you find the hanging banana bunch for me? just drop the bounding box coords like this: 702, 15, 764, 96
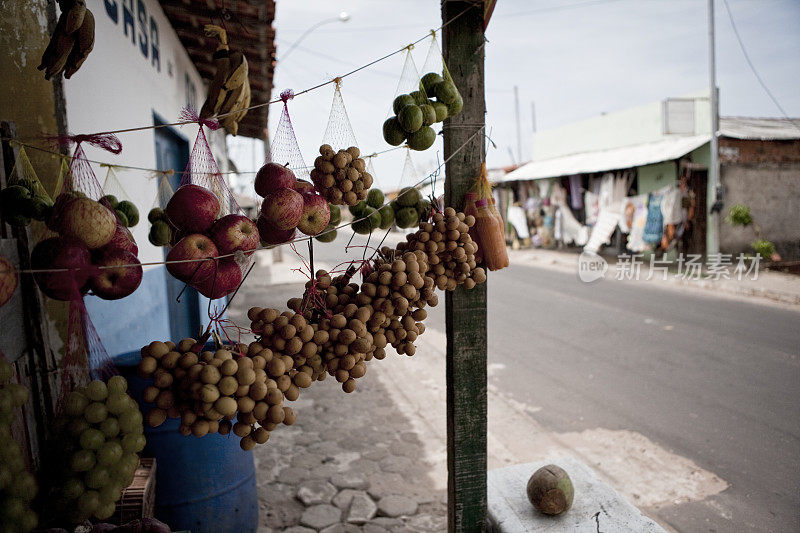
200, 25, 251, 136
38, 0, 95, 80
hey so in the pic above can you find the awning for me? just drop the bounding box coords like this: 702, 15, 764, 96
497, 135, 711, 183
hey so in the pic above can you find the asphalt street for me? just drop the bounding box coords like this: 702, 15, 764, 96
290, 233, 800, 532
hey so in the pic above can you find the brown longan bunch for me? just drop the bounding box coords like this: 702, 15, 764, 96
137, 339, 294, 450
310, 144, 373, 206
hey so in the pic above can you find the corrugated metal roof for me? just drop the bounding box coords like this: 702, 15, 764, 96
719, 117, 800, 140
497, 135, 710, 183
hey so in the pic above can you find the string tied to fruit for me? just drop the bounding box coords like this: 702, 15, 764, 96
179, 106, 220, 131
280, 89, 295, 104
44, 132, 123, 155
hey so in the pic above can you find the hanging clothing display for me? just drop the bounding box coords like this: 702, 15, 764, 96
584, 191, 599, 226
660, 185, 683, 225
569, 175, 583, 210
625, 194, 649, 252
642, 191, 665, 244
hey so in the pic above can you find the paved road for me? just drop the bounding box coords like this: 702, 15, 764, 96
304, 233, 800, 532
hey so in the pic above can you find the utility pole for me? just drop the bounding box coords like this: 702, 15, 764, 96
707, 0, 720, 256
442, 1, 487, 532
514, 85, 522, 163
531, 101, 537, 160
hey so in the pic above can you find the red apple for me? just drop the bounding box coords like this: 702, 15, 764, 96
166, 234, 219, 283
255, 163, 296, 197
193, 257, 242, 299
99, 224, 138, 256
260, 187, 303, 231
60, 197, 117, 249
165, 184, 221, 233
89, 250, 143, 300
209, 214, 260, 256
294, 179, 316, 195
256, 216, 296, 245
31, 237, 93, 300
297, 193, 331, 236
0, 254, 18, 308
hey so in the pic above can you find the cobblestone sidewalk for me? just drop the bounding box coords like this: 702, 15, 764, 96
230, 282, 447, 533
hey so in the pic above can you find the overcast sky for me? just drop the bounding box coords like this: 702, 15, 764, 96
228, 0, 800, 193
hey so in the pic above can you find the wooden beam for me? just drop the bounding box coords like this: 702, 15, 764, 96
442, 1, 487, 532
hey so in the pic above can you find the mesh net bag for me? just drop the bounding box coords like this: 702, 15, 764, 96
420, 31, 463, 120
267, 90, 310, 182
311, 81, 372, 207
100, 165, 140, 229
1, 145, 54, 229
164, 108, 251, 302
382, 47, 437, 152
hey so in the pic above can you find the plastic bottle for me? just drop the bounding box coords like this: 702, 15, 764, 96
474, 198, 508, 271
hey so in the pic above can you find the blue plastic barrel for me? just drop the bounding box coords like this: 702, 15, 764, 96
114, 350, 258, 533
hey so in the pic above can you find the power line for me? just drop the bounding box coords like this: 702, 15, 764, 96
721, 0, 800, 130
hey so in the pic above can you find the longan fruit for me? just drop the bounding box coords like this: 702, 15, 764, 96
191, 419, 210, 438
148, 341, 170, 359
253, 402, 269, 421
152, 369, 172, 389
214, 397, 238, 417
218, 376, 238, 396
237, 396, 255, 413
267, 405, 285, 424
235, 384, 250, 398
177, 338, 196, 353
200, 384, 220, 403
200, 351, 214, 363
267, 358, 286, 377
350, 361, 367, 379
342, 378, 356, 393
293, 372, 312, 388
200, 365, 221, 385
276, 375, 291, 392
233, 422, 251, 437
266, 388, 283, 406
147, 407, 167, 427
236, 367, 256, 386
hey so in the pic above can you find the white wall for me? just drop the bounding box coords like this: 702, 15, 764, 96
63, 0, 228, 265
532, 89, 712, 161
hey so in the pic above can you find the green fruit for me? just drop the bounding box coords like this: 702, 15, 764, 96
349, 200, 368, 218
7, 383, 28, 407
397, 187, 422, 207
79, 428, 105, 450
0, 359, 12, 384
99, 417, 120, 438
68, 418, 90, 438
417, 198, 432, 221
19, 509, 38, 532
447, 94, 464, 116
378, 204, 395, 230
2, 498, 24, 520
409, 90, 428, 105
382, 117, 406, 147
432, 101, 449, 122
121, 433, 146, 454
395, 207, 420, 229
114, 209, 130, 227
116, 200, 139, 226
435, 81, 460, 105
421, 72, 445, 93
148, 207, 165, 223
105, 393, 129, 415
107, 375, 128, 395
118, 409, 143, 434
9, 472, 37, 502
99, 482, 123, 505
419, 104, 436, 126
0, 185, 31, 210
366, 188, 384, 209
97, 441, 123, 465
0, 466, 9, 491
101, 195, 119, 209
84, 402, 108, 424
85, 465, 110, 489
328, 204, 341, 226
77, 490, 100, 516
392, 94, 415, 114
28, 197, 53, 221
62, 477, 85, 500
149, 220, 171, 247
352, 206, 381, 234
70, 449, 96, 472
86, 380, 108, 402
407, 126, 437, 151
66, 391, 89, 417
315, 226, 337, 243
94, 501, 116, 520
397, 105, 423, 134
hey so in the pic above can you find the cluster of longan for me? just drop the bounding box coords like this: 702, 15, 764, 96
137, 340, 294, 451
310, 145, 373, 206
397, 207, 487, 290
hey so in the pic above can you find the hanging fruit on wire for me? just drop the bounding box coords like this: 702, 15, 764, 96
200, 25, 251, 136
39, 0, 95, 80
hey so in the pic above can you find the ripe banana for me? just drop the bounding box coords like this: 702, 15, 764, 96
64, 9, 94, 79
200, 25, 231, 119
198, 25, 251, 135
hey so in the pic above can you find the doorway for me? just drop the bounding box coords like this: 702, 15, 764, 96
153, 119, 201, 341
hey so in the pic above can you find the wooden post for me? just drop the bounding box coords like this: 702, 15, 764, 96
442, 2, 487, 531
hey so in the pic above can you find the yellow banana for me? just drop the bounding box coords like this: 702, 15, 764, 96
64, 9, 94, 78
200, 25, 231, 118
223, 52, 248, 91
